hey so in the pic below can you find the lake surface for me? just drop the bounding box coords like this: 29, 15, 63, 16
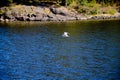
0, 20, 120, 80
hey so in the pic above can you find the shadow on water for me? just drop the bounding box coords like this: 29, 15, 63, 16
0, 20, 120, 80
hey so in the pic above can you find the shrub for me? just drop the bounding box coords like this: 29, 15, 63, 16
109, 9, 117, 15
69, 0, 78, 9
80, 0, 88, 6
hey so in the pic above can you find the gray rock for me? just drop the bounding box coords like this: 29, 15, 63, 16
0, 18, 4, 21
27, 17, 36, 21
66, 16, 76, 20
50, 7, 70, 16
56, 15, 67, 21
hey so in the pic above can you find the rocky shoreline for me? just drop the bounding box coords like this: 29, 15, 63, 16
0, 5, 120, 22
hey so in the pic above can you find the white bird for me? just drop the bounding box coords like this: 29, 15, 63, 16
62, 32, 70, 37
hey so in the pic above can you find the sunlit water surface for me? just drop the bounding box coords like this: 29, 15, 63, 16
0, 20, 120, 80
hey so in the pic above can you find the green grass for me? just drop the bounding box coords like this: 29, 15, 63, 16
109, 9, 117, 15
68, 1, 118, 15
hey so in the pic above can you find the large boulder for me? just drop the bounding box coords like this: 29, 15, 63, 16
50, 7, 76, 17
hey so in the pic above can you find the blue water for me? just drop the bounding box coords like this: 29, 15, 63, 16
0, 20, 120, 80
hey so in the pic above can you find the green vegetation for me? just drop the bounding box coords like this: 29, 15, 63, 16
0, 0, 61, 6
1, 0, 119, 6
67, 0, 120, 6
68, 0, 119, 15
0, 0, 119, 15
